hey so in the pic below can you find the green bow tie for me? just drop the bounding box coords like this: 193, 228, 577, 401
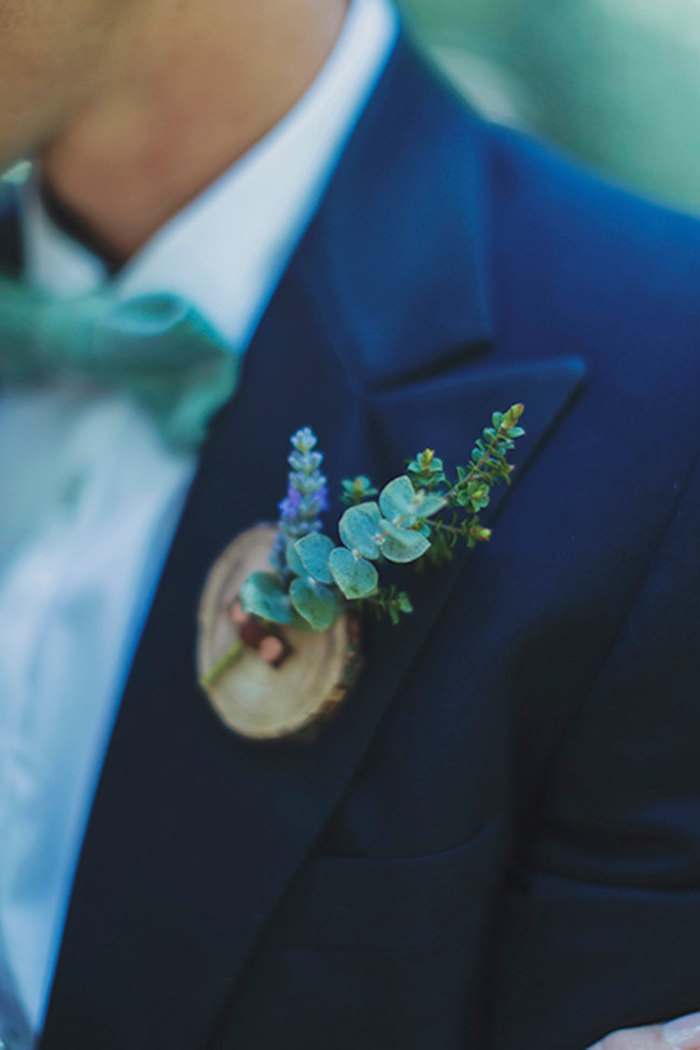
0, 276, 240, 450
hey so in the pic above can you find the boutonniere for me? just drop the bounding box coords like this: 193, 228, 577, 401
197, 404, 525, 740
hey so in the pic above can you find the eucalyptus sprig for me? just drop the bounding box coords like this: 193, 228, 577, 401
240, 405, 525, 633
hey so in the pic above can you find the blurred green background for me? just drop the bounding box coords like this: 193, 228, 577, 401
399, 0, 700, 215
4, 1, 699, 215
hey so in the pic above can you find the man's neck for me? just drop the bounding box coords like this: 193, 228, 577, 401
41, 0, 349, 260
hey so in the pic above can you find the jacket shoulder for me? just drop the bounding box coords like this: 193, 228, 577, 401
479, 121, 700, 406
483, 121, 700, 324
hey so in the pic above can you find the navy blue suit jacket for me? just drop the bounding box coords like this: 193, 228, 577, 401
2, 33, 700, 1050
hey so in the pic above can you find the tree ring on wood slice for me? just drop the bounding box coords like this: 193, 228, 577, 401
197, 523, 363, 741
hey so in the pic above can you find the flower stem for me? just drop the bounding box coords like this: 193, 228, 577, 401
447, 418, 513, 500
200, 639, 246, 690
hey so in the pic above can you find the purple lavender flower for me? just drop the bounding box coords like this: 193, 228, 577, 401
278, 486, 303, 524
270, 428, 329, 573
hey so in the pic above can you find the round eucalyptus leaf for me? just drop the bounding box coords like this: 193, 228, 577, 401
330, 547, 379, 600
379, 475, 417, 523
295, 532, 335, 585
289, 577, 344, 632
285, 538, 305, 577
413, 490, 447, 519
378, 519, 431, 564
338, 502, 382, 560
239, 571, 293, 624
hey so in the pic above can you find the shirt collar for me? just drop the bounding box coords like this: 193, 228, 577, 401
21, 0, 399, 348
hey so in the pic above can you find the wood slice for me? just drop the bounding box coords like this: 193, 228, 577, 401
197, 523, 363, 741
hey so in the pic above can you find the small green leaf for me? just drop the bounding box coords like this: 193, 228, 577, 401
475, 493, 491, 512
372, 584, 415, 625
379, 475, 417, 523
341, 475, 378, 506
407, 450, 446, 488
338, 502, 382, 560
239, 572, 292, 624
503, 403, 525, 428
378, 519, 431, 563
329, 547, 379, 599
295, 532, 335, 584
289, 577, 344, 632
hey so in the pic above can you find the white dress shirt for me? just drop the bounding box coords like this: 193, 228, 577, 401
0, 0, 398, 1042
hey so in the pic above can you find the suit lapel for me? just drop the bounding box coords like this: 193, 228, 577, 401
41, 38, 585, 1050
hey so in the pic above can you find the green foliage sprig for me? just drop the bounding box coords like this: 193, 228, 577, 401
240, 404, 525, 633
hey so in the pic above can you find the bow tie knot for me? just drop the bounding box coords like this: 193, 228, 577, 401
0, 277, 240, 450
